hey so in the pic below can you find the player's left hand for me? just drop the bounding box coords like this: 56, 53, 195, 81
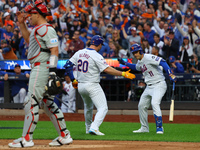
72, 79, 78, 89
169, 73, 177, 82
122, 70, 136, 80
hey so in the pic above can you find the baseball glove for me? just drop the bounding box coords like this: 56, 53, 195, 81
45, 74, 63, 95
122, 70, 136, 80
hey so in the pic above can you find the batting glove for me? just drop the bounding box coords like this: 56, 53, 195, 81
169, 73, 177, 82
122, 70, 136, 80
72, 79, 78, 89
118, 58, 126, 65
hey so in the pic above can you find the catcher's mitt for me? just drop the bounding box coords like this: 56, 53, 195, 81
45, 74, 63, 95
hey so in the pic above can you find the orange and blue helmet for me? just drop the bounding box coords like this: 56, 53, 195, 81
130, 44, 143, 54
90, 35, 104, 46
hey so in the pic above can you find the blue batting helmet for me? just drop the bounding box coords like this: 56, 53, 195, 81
130, 44, 143, 54
90, 35, 104, 46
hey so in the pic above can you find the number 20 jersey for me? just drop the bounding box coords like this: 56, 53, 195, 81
69, 48, 109, 83
135, 54, 165, 85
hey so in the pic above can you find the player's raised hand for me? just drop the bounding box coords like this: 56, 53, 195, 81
122, 70, 136, 80
169, 73, 177, 82
118, 58, 126, 65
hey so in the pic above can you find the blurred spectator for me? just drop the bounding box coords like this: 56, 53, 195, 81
0, 39, 17, 59
98, 42, 110, 58
108, 41, 127, 58
104, 24, 113, 44
0, 24, 13, 42
134, 81, 146, 101
163, 30, 179, 59
67, 30, 84, 57
111, 29, 122, 47
10, 27, 21, 58
66, 18, 81, 38
141, 38, 152, 54
3, 12, 14, 27
87, 20, 99, 39
179, 36, 194, 70
19, 37, 28, 59
151, 46, 165, 59
61, 74, 76, 113
188, 54, 200, 73
143, 22, 155, 46
59, 32, 70, 58
168, 56, 184, 73
127, 83, 135, 102
79, 28, 90, 48
153, 33, 165, 57
1, 64, 29, 103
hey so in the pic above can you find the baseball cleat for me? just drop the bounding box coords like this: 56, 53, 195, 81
133, 128, 149, 133
89, 128, 105, 135
8, 137, 34, 148
156, 127, 164, 134
49, 135, 73, 146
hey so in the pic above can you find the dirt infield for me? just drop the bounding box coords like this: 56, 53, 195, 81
0, 112, 200, 150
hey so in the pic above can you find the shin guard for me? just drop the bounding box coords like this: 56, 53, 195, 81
154, 114, 163, 128
22, 94, 39, 141
42, 97, 70, 137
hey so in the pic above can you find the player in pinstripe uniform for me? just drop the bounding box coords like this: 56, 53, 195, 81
8, 0, 72, 148
64, 35, 136, 135
118, 44, 176, 134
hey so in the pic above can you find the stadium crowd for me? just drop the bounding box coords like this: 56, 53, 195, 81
1, 0, 200, 105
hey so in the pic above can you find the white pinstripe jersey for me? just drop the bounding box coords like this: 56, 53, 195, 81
69, 48, 109, 83
136, 54, 165, 85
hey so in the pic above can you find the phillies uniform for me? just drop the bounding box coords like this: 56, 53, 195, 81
61, 81, 76, 113
69, 48, 109, 133
135, 54, 167, 131
21, 23, 70, 141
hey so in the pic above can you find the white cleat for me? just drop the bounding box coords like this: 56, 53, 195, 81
49, 135, 73, 146
8, 137, 34, 148
89, 128, 105, 135
133, 128, 149, 133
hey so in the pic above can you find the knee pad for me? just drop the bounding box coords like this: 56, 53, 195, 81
22, 94, 39, 141
43, 97, 69, 137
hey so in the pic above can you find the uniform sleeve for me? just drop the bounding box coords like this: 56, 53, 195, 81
69, 52, 78, 65
43, 27, 59, 48
94, 54, 109, 72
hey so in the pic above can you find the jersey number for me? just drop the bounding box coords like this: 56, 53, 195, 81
148, 71, 154, 77
78, 60, 88, 73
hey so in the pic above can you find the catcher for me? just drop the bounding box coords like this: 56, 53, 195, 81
8, 0, 73, 148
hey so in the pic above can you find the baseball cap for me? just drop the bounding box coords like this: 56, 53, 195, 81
121, 14, 127, 18
1, 39, 7, 44
81, 28, 87, 33
169, 30, 174, 34
3, 12, 10, 18
15, 64, 21, 68
169, 56, 176, 63
73, 18, 79, 21
64, 32, 69, 35
4, 4, 9, 9
10, 0, 15, 3
107, 23, 113, 28
104, 15, 110, 19
170, 19, 175, 24
90, 35, 104, 46
183, 36, 189, 40
130, 27, 136, 31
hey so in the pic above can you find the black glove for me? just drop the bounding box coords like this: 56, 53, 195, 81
118, 58, 126, 65
45, 73, 63, 95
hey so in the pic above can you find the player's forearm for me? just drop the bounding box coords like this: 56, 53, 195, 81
49, 47, 59, 72
126, 63, 137, 71
104, 66, 123, 76
159, 60, 172, 75
19, 23, 30, 44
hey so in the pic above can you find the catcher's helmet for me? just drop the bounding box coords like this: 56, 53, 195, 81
90, 35, 104, 46
24, 0, 50, 16
130, 44, 143, 54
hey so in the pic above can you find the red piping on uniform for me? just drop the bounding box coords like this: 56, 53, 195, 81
25, 110, 34, 141
28, 52, 41, 60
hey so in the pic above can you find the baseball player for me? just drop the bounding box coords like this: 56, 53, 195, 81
61, 74, 76, 113
64, 35, 135, 135
118, 44, 176, 134
8, 0, 72, 148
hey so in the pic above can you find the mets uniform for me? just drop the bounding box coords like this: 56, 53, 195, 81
69, 47, 109, 133
61, 81, 76, 113
135, 54, 167, 131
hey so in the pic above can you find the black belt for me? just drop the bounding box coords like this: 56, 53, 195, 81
41, 48, 50, 53
148, 81, 161, 86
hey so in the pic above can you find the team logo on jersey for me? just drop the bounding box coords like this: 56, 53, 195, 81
50, 38, 58, 44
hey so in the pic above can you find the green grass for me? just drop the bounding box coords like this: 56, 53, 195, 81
0, 121, 199, 142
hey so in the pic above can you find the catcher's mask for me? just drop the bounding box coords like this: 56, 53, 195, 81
24, 0, 51, 17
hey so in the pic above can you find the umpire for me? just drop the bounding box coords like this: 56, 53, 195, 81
8, 0, 73, 148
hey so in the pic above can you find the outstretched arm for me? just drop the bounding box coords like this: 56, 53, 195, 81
118, 58, 137, 71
